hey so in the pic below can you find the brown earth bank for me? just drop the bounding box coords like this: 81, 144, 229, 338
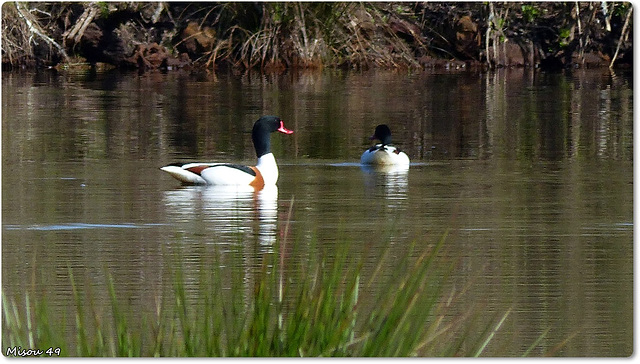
1, 2, 633, 72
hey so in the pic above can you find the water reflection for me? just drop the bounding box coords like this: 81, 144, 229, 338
4, 222, 165, 231
360, 164, 408, 210
1, 69, 632, 164
162, 184, 279, 251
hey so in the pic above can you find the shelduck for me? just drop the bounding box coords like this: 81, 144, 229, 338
160, 115, 293, 187
361, 124, 410, 166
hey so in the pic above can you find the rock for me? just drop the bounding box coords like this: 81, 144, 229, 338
572, 51, 610, 68
502, 41, 525, 66
123, 43, 189, 69
177, 21, 216, 58
455, 15, 480, 58
389, 15, 423, 44
77, 23, 103, 63
487, 41, 526, 67
166, 52, 192, 69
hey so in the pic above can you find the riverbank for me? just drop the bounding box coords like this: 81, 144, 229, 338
1, 2, 633, 72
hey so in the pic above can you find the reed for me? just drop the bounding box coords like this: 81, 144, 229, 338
2, 231, 551, 357
174, 2, 423, 70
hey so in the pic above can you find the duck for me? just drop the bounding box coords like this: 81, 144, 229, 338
160, 115, 293, 187
361, 124, 410, 166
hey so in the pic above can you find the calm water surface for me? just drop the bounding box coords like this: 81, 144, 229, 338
2, 68, 633, 356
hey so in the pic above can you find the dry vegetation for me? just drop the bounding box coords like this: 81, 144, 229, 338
1, 2, 633, 71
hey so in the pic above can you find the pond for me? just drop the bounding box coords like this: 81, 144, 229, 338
2, 68, 633, 356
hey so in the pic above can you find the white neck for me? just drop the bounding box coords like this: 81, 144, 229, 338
256, 153, 278, 185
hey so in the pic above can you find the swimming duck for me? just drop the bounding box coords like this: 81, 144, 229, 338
160, 115, 293, 187
361, 124, 410, 166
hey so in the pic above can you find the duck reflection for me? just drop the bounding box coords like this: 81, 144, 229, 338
162, 184, 278, 250
360, 164, 409, 207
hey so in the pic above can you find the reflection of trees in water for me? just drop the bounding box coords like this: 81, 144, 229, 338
423, 68, 633, 161
2, 70, 632, 164
482, 69, 633, 161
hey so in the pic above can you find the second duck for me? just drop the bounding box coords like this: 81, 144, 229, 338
361, 124, 410, 166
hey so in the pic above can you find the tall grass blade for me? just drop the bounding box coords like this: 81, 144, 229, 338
25, 293, 34, 348
522, 327, 551, 357
544, 329, 580, 356
473, 308, 512, 357
68, 267, 90, 356
2, 293, 22, 349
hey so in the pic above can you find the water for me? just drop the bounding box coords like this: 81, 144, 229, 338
2, 68, 633, 356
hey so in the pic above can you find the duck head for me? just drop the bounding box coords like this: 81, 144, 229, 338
370, 124, 393, 145
252, 116, 294, 158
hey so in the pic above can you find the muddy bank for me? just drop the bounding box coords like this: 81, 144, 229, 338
1, 2, 633, 72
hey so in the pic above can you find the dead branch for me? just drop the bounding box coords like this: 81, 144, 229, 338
151, 2, 164, 23
14, 2, 69, 62
610, 6, 632, 69
62, 3, 99, 46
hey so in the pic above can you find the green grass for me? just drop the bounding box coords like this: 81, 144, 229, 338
2, 230, 555, 357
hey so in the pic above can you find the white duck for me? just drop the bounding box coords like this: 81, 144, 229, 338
361, 124, 410, 166
160, 115, 293, 187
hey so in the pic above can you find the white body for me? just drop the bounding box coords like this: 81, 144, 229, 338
254, 153, 279, 185
160, 153, 279, 186
361, 145, 410, 166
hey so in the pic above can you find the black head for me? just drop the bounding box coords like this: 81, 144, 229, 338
370, 124, 393, 145
252, 116, 294, 157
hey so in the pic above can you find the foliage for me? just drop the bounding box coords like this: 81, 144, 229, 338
0, 229, 556, 357
1, 2, 633, 70
521, 4, 541, 23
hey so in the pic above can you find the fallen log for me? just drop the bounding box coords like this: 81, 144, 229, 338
62, 3, 100, 46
